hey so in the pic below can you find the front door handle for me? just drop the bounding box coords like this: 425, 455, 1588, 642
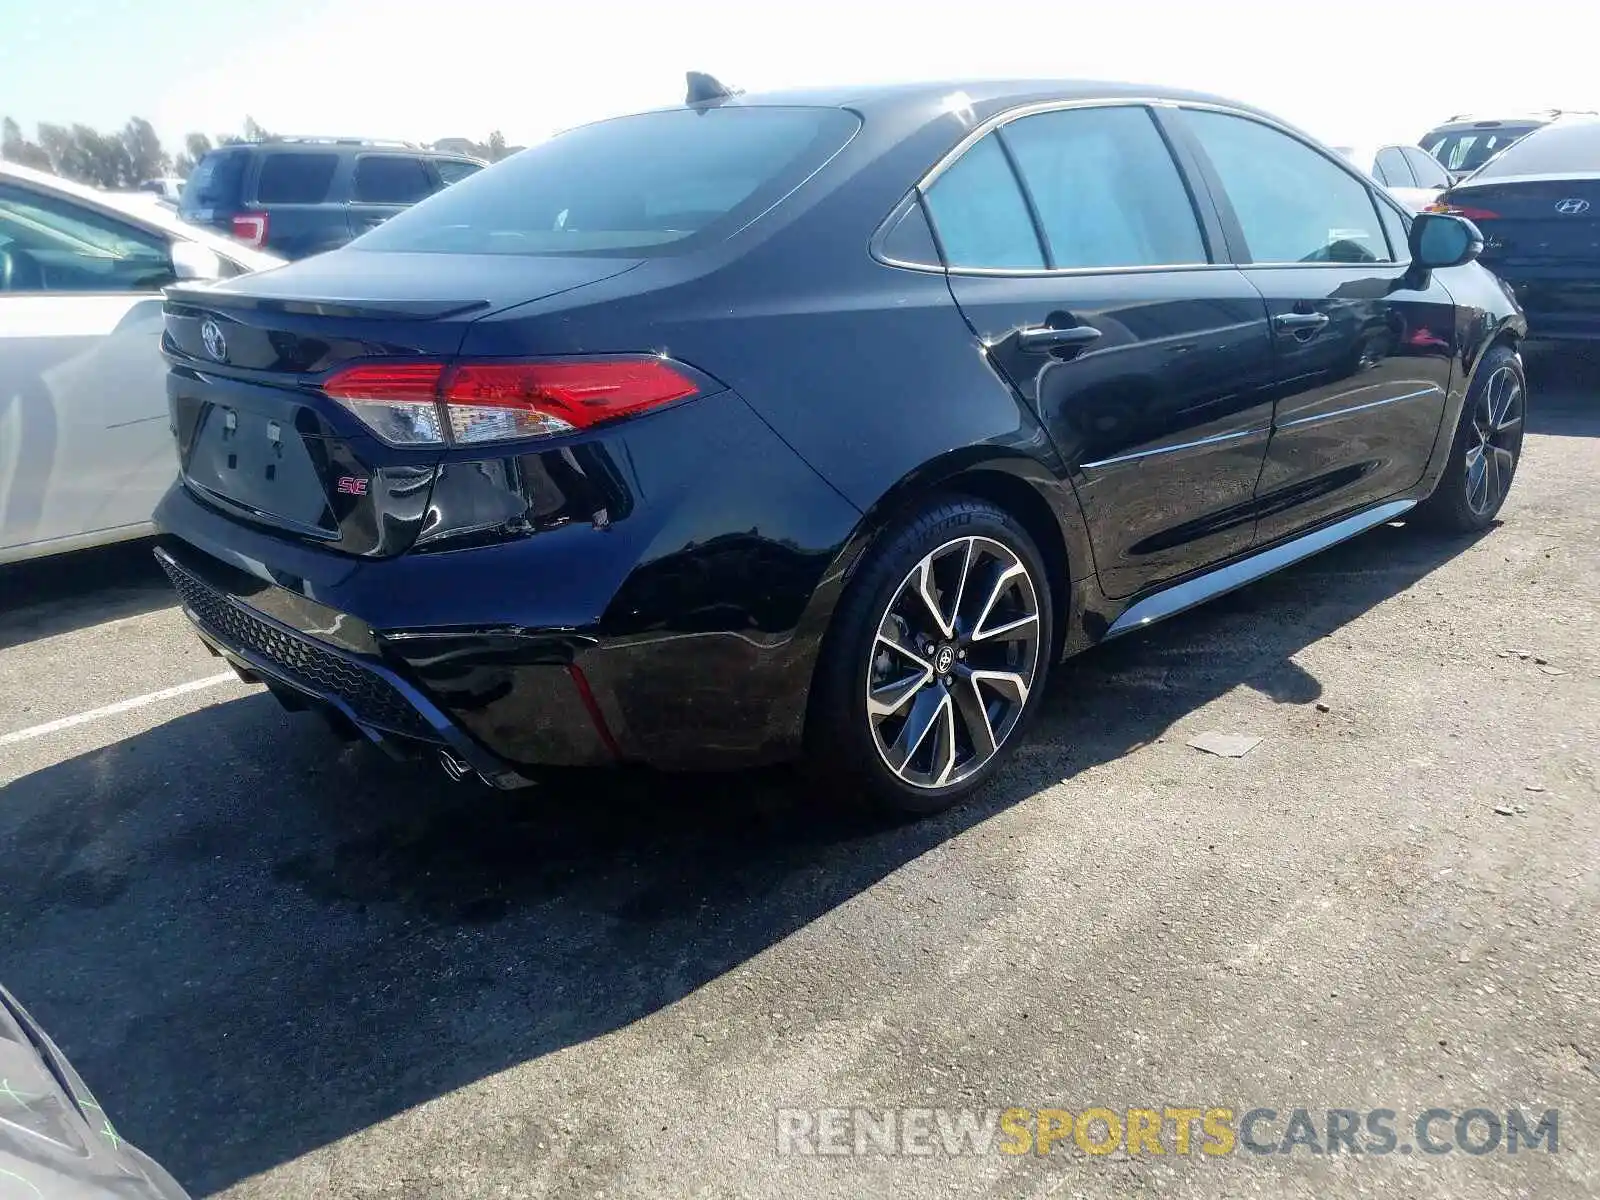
1016, 325, 1102, 352
1273, 312, 1331, 334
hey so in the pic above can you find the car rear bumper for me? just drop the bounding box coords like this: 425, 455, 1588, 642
155, 544, 566, 785
1486, 267, 1600, 340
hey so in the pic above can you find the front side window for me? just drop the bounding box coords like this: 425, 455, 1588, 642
355, 156, 433, 204
352, 106, 860, 257
433, 159, 483, 186
1183, 110, 1391, 265
1401, 146, 1452, 189
921, 133, 1044, 270
1001, 106, 1207, 269
255, 152, 339, 204
0, 184, 173, 293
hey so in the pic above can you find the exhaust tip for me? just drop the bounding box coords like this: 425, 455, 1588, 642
438, 748, 473, 782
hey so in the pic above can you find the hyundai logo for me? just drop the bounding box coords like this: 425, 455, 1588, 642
1555, 198, 1591, 215
200, 318, 228, 362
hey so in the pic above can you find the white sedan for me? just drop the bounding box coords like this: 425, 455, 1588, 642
1, 161, 282, 566
1333, 143, 1454, 212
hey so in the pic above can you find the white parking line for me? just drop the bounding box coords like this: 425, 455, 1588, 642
0, 672, 241, 747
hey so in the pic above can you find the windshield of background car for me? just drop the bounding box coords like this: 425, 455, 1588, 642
349, 106, 861, 256
1469, 121, 1600, 178
1424, 126, 1539, 173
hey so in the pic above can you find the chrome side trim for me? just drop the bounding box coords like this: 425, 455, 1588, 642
1274, 385, 1443, 431
1104, 498, 1416, 638
1081, 427, 1267, 470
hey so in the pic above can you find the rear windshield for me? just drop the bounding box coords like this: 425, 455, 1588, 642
350, 105, 860, 257
1472, 121, 1600, 178
256, 152, 340, 204
181, 149, 248, 210
1423, 125, 1540, 173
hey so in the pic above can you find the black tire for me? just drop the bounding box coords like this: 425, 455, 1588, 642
805, 495, 1054, 815
1416, 344, 1526, 533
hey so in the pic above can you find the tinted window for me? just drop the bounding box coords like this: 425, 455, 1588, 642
1424, 127, 1537, 173
1003, 107, 1206, 268
255, 152, 339, 204
922, 133, 1044, 270
1473, 120, 1600, 177
1402, 146, 1452, 189
355, 155, 433, 203
353, 106, 859, 257
1184, 111, 1390, 264
434, 159, 482, 186
181, 150, 247, 210
0, 184, 173, 293
1376, 200, 1411, 263
1375, 147, 1413, 187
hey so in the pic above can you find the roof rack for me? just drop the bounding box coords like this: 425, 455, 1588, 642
258, 135, 421, 149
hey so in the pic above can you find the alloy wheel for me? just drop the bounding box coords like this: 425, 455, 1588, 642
866, 536, 1041, 789
1465, 364, 1523, 518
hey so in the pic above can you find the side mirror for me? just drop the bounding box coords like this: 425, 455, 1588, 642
1409, 212, 1482, 269
170, 239, 225, 282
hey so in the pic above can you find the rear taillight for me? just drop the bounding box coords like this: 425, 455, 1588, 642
230, 212, 269, 247
322, 358, 702, 447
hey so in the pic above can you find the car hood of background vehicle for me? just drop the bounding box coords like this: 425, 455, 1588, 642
184, 250, 645, 320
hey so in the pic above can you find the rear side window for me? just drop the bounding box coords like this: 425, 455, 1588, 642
922, 133, 1044, 269
354, 155, 433, 203
181, 150, 247, 209
1375, 147, 1413, 187
351, 106, 859, 257
255, 152, 339, 204
1001, 106, 1207, 268
1472, 121, 1600, 177
1183, 110, 1391, 264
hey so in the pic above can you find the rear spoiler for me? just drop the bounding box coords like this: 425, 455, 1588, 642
163, 284, 488, 321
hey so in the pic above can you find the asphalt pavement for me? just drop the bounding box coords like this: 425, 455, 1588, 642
1, 346, 1596, 1199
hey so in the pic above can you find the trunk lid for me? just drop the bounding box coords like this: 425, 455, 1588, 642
163, 250, 642, 557
1448, 176, 1600, 266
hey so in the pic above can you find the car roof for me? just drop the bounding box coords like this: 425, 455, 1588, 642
205, 139, 485, 162
0, 158, 285, 271
693, 77, 1278, 119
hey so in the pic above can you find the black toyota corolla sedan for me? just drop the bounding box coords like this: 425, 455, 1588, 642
154, 78, 1526, 813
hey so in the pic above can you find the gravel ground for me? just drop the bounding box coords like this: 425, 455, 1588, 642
1, 346, 1596, 1200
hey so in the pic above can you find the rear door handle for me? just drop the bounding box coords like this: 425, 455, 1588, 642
1016, 325, 1102, 352
1273, 312, 1330, 333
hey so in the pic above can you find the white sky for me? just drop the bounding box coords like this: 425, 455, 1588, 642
3, 0, 1595, 154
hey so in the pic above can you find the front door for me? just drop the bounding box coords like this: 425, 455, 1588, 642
1175, 108, 1457, 544
922, 105, 1277, 600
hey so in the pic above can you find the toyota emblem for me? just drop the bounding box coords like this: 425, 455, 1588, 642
200, 318, 228, 362
1555, 198, 1591, 215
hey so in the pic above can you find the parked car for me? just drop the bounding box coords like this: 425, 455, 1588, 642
138, 177, 185, 205
1432, 116, 1600, 342
1, 981, 190, 1198
1419, 110, 1591, 181
177, 137, 486, 259
153, 79, 1524, 814
1335, 143, 1453, 210
0, 160, 282, 566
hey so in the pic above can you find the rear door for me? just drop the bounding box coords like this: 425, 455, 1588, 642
348, 154, 435, 239
0, 181, 176, 557
923, 104, 1277, 599
1174, 108, 1457, 545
